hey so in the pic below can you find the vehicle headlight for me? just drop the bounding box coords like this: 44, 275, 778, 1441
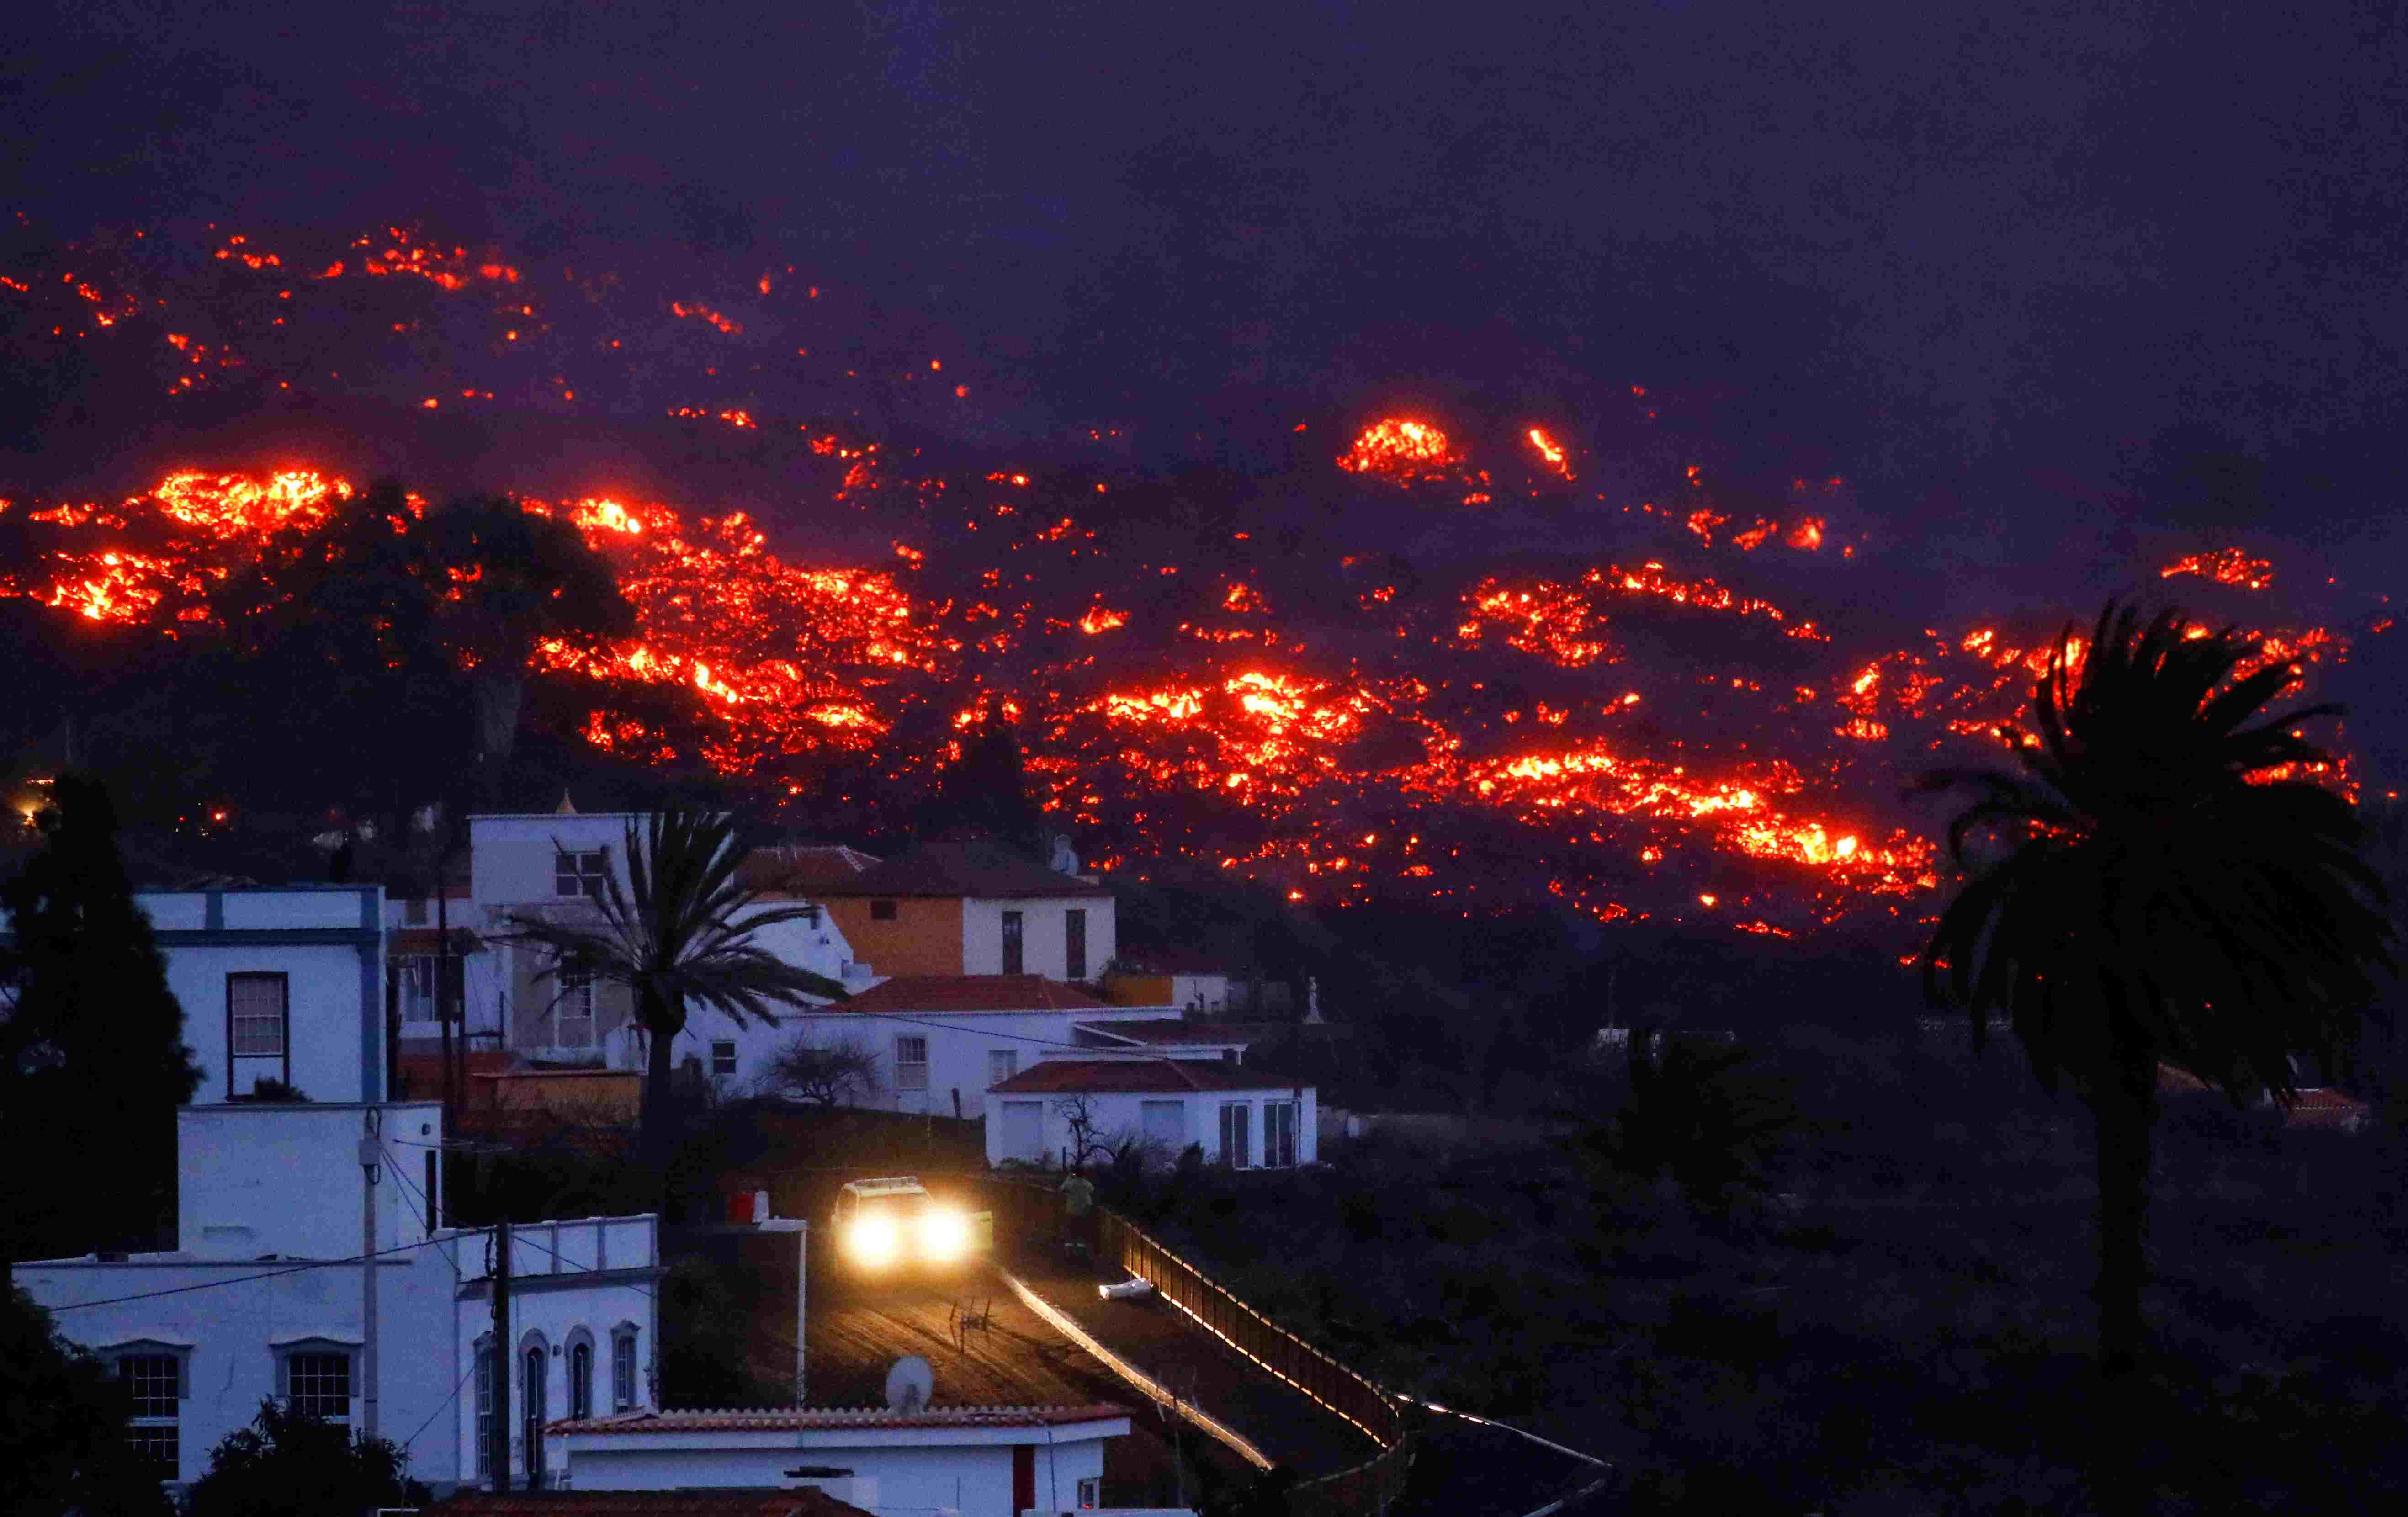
919, 1208, 968, 1261
849, 1217, 898, 1266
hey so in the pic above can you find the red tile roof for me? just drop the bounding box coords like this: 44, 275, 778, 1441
2285, 1087, 2373, 1129
811, 840, 1111, 899
437, 1492, 869, 1517
988, 1059, 1292, 1094
546, 1404, 1132, 1435
739, 844, 882, 896
838, 975, 1111, 1015
1076, 1019, 1255, 1047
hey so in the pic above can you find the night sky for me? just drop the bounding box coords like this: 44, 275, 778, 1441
11, 2, 2404, 478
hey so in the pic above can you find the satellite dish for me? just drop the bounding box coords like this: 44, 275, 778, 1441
883, 1354, 934, 1414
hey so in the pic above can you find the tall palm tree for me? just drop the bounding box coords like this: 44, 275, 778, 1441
502, 807, 848, 1170
1918, 601, 2394, 1386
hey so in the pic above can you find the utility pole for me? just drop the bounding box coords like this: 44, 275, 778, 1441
358, 1113, 381, 1440
491, 1219, 512, 1492
809, 1223, 818, 1416
795, 1221, 808, 1406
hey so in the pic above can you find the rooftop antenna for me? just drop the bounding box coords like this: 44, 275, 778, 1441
883, 1354, 934, 1415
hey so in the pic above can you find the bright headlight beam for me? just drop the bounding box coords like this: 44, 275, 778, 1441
849, 1216, 897, 1266
920, 1208, 968, 1260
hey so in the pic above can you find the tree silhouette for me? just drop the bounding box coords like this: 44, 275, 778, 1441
1918, 601, 2396, 1391
0, 1284, 177, 1516
501, 807, 848, 1173
0, 774, 201, 1256
419, 496, 633, 803
183, 1396, 426, 1517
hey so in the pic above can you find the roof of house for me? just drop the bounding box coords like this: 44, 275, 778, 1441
838, 974, 1112, 1015
546, 1404, 1131, 1436
809, 839, 1112, 900
988, 1058, 1294, 1095
1076, 1019, 1255, 1048
2285, 1087, 2373, 1127
738, 843, 883, 896
435, 1491, 871, 1517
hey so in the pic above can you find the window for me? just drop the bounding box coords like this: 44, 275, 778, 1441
611, 1327, 638, 1411
896, 1035, 928, 1091
1218, 1102, 1252, 1168
554, 968, 596, 1048
1000, 910, 1024, 974
475, 1340, 495, 1476
285, 1351, 352, 1422
522, 1343, 549, 1481
988, 1048, 1018, 1087
1065, 909, 1087, 980
424, 1151, 441, 1232
404, 896, 429, 925
554, 848, 607, 900
568, 1336, 594, 1421
1264, 1101, 1299, 1168
870, 898, 898, 921
117, 1351, 184, 1478
1140, 1099, 1185, 1148
228, 974, 287, 1056
1078, 1475, 1102, 1508
710, 1040, 737, 1077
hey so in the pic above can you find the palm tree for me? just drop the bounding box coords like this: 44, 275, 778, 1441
501, 807, 848, 1170
1919, 600, 2395, 1388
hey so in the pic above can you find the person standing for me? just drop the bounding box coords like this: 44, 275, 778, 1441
1058, 1167, 1095, 1259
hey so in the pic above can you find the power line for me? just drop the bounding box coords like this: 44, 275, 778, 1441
47, 1234, 450, 1313
401, 1360, 479, 1452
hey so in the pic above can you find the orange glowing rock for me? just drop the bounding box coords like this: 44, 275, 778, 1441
2159, 547, 2274, 591
1337, 418, 1456, 479
1525, 427, 1573, 480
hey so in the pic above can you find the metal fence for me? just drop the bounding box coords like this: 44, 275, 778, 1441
966, 1176, 1414, 1513
1095, 1210, 1412, 1516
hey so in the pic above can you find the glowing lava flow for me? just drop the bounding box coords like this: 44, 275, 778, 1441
0, 463, 2374, 940
1338, 418, 1456, 478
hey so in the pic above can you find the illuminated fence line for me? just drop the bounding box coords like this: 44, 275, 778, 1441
1093, 1209, 1412, 1517
966, 1178, 1410, 1514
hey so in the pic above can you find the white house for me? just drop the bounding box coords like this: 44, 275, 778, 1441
778, 976, 1187, 1120
540, 1403, 1135, 1516
461, 807, 876, 1083
983, 1059, 1317, 1170
13, 883, 663, 1498
16, 1101, 662, 1496
140, 886, 391, 1103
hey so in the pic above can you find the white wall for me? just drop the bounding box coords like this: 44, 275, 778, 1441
177, 1102, 446, 1261
468, 814, 651, 908
983, 1085, 1317, 1169
552, 1424, 1115, 1515
18, 1245, 460, 1490
781, 1009, 1183, 1117
960, 896, 1116, 979
21, 1216, 658, 1498
137, 888, 386, 1104
451, 1215, 661, 1487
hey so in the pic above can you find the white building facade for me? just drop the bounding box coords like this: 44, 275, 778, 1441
777, 976, 1184, 1119
143, 886, 390, 1103
463, 811, 875, 1080
983, 1059, 1317, 1171
541, 1404, 1133, 1516
12, 885, 662, 1497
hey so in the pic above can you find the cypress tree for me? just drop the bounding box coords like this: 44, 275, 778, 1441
0, 774, 201, 1259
